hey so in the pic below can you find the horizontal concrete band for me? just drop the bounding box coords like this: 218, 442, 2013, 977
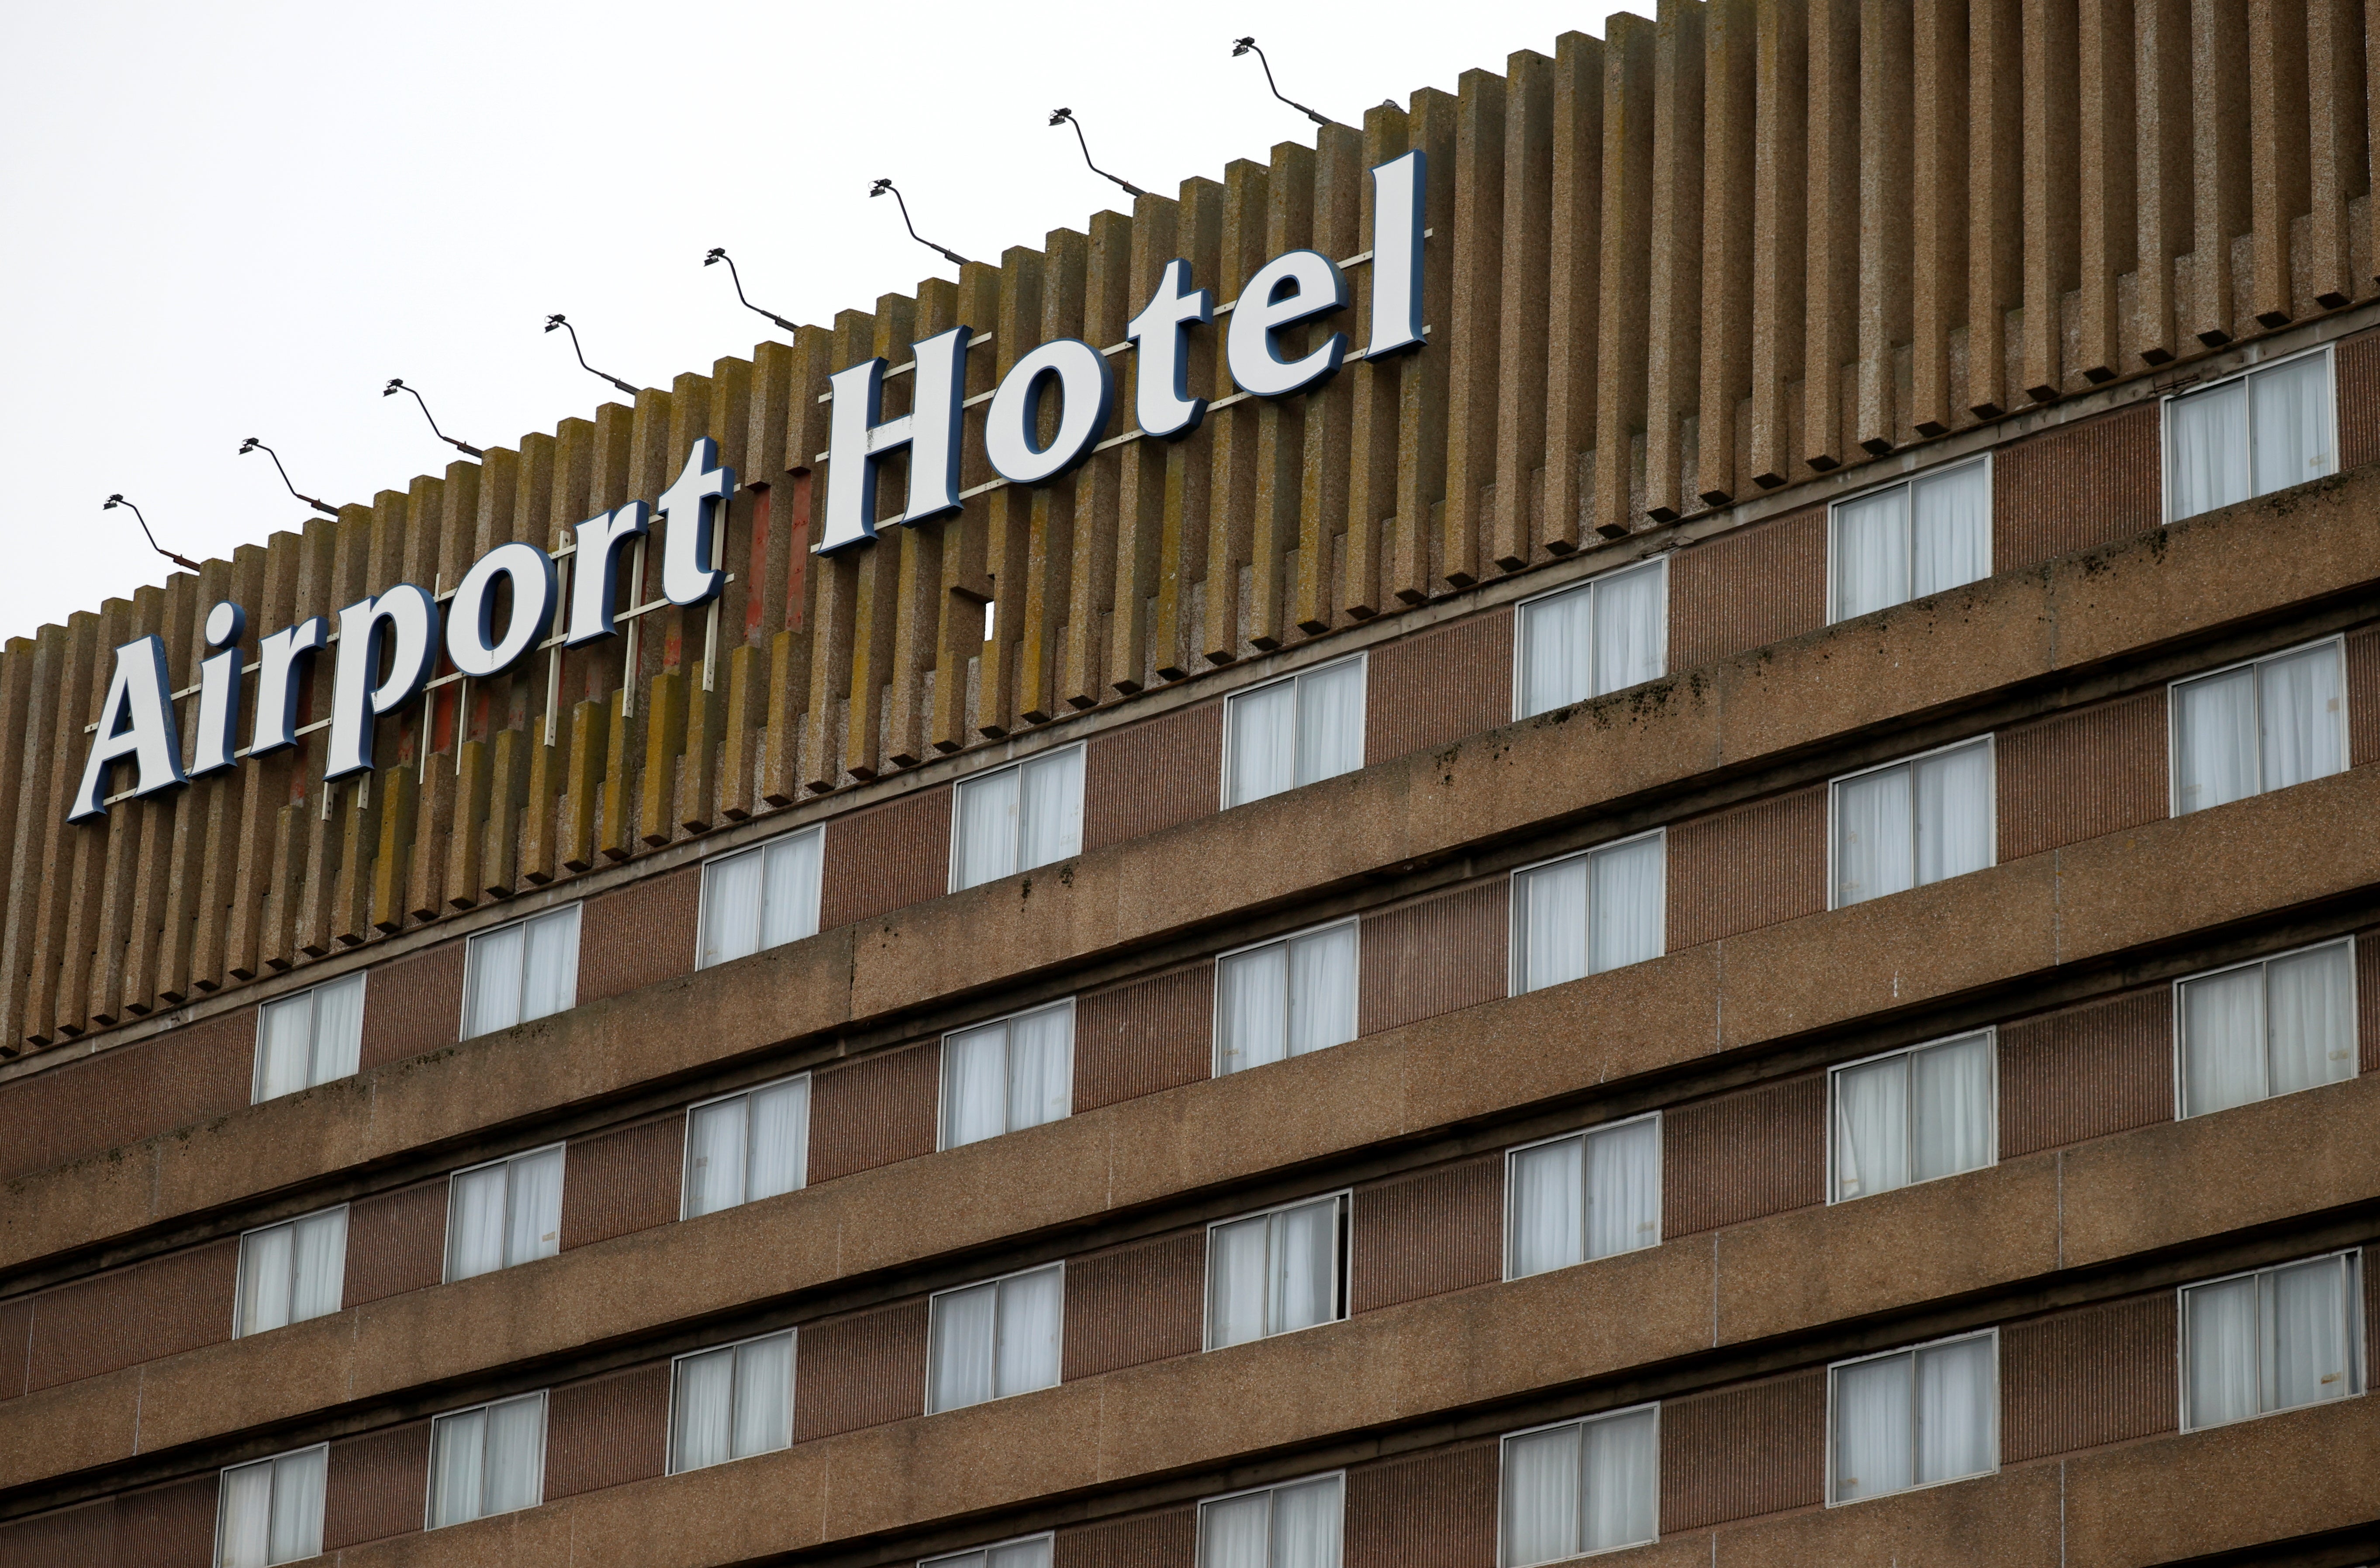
7, 765, 2378, 1499
9, 468, 2378, 1283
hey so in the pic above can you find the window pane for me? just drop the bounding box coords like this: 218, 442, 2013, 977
700, 847, 765, 968
1217, 943, 1289, 1074
1580, 1407, 1658, 1551
519, 908, 580, 1024
955, 765, 1022, 890
1914, 1336, 1995, 1484
428, 1409, 487, 1527
931, 1282, 998, 1412
1519, 584, 1593, 718
505, 1147, 564, 1268
943, 1022, 1010, 1149
289, 1208, 347, 1324
1270, 1476, 1341, 1568
1834, 1054, 1910, 1201
672, 1347, 735, 1472
1227, 681, 1297, 807
1502, 1425, 1582, 1567
760, 831, 824, 950
2249, 355, 2332, 497
1006, 1005, 1074, 1134
1516, 857, 1589, 994
1912, 742, 1993, 888
1588, 836, 1664, 974
2271, 1257, 2354, 1413
995, 1266, 1064, 1398
1833, 486, 1910, 621
1208, 1214, 1271, 1349
1584, 1118, 1661, 1260
1911, 462, 1991, 600
1507, 1136, 1585, 1280
2266, 943, 2357, 1097
1018, 748, 1085, 871
2257, 644, 2345, 792
1271, 1199, 1340, 1335
2173, 666, 2259, 814
731, 1333, 794, 1457
685, 1097, 749, 1218
989, 1539, 1054, 1568
255, 991, 315, 1102
1201, 1493, 1271, 1568
1834, 764, 1914, 907
310, 974, 364, 1084
267, 1447, 326, 1566
218, 1459, 274, 1568
446, 1164, 509, 1281
463, 922, 526, 1040
1294, 660, 1366, 788
1286, 925, 1358, 1057
2168, 378, 2250, 522
482, 1395, 545, 1517
1833, 1352, 1914, 1501
1910, 1035, 1995, 1184
1592, 562, 1666, 697
2182, 966, 2268, 1117
2186, 1274, 2261, 1428
238, 1223, 296, 1337
746, 1078, 809, 1202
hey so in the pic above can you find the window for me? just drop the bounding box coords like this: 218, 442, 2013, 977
1831, 738, 1994, 909
1499, 1406, 1659, 1565
1510, 832, 1665, 995
462, 904, 580, 1039
2171, 639, 2347, 816
2183, 1251, 2365, 1430
1215, 922, 1358, 1075
1225, 656, 1365, 808
1830, 458, 1991, 623
2179, 939, 2358, 1119
1830, 1031, 1997, 1203
669, 1330, 794, 1473
1207, 1194, 1348, 1350
683, 1076, 810, 1219
252, 972, 364, 1103
445, 1145, 565, 1282
1829, 1330, 1997, 1503
942, 1001, 1074, 1150
1198, 1474, 1342, 1568
1506, 1116, 1661, 1281
923, 1536, 1054, 1568
2166, 348, 2334, 524
1514, 559, 1667, 719
698, 829, 822, 968
215, 1445, 325, 1568
953, 746, 1085, 891
235, 1206, 348, 1337
427, 1392, 546, 1528
928, 1263, 1064, 1413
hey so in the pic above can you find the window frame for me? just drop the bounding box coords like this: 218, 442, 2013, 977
1824, 1326, 2001, 1507
1822, 452, 1995, 627
918, 1533, 1058, 1568
1209, 916, 1364, 1078
2163, 633, 2351, 819
1505, 827, 1669, 997
1494, 1401, 1663, 1566
2159, 342, 2339, 527
1202, 1189, 1354, 1352
947, 741, 1088, 894
231, 1202, 351, 1339
457, 901, 583, 1039
677, 1072, 813, 1221
213, 1441, 329, 1568
2170, 934, 2362, 1122
1194, 1469, 1348, 1568
422, 1390, 549, 1531
937, 997, 1078, 1151
2176, 1246, 2367, 1432
1508, 555, 1672, 722
924, 1260, 1068, 1414
250, 970, 368, 1104
442, 1141, 567, 1284
1824, 1028, 2001, 1205
663, 1326, 798, 1475
1825, 734, 2000, 913
694, 824, 824, 971
1501, 1112, 1664, 1282
1217, 652, 1370, 811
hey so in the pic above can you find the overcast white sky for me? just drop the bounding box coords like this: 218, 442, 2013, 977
0, 0, 1627, 645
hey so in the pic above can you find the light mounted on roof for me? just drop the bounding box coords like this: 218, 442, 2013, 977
1049, 108, 1147, 199
237, 438, 340, 518
543, 314, 639, 397
102, 494, 202, 572
704, 248, 799, 334
1231, 37, 1337, 128
382, 379, 485, 458
870, 179, 975, 269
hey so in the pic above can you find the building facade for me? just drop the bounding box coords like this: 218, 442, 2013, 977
7, 3, 2380, 1565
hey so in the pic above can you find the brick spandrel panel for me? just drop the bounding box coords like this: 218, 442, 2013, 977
819, 786, 955, 929
1350, 1154, 1503, 1315
357, 940, 464, 1073
1364, 607, 1516, 767
2001, 1292, 2179, 1463
1053, 1505, 1197, 1568
1995, 690, 2168, 861
2360, 928, 2380, 1077
1659, 1368, 1827, 1531
2349, 626, 2380, 768
1998, 988, 2175, 1159
791, 1298, 928, 1442
1991, 401, 2162, 570
1359, 881, 1510, 1038
27, 1238, 239, 1394
1662, 1074, 1825, 1237
111, 1472, 218, 1566
1665, 785, 1827, 951
0, 1297, 28, 1400
323, 1421, 431, 1551
344, 1178, 450, 1307
1667, 505, 1825, 670
807, 1040, 939, 1184
2339, 328, 2380, 472
1062, 1229, 1206, 1381
1073, 961, 1213, 1113
576, 864, 699, 1008
1083, 701, 1224, 852
0, 1494, 115, 1567
0, 1002, 252, 1182
546, 1363, 670, 1499
1345, 1441, 1498, 1568
560, 1112, 686, 1250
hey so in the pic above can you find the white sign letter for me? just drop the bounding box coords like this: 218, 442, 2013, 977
68, 635, 185, 821
1127, 259, 1213, 440
1226, 249, 1348, 398
448, 542, 557, 678
326, 585, 440, 780
657, 438, 736, 606
1362, 150, 1426, 359
817, 326, 973, 555
984, 339, 1115, 485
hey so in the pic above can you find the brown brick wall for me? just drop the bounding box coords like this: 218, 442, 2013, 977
1053, 1506, 1197, 1568
1349, 1154, 1503, 1315
1999, 988, 2175, 1159
1659, 1369, 1827, 1531
2361, 928, 2380, 1078
108, 1472, 217, 1568
576, 864, 700, 1008
1663, 1074, 1826, 1238
1992, 401, 2163, 570
1665, 785, 1827, 950
1996, 690, 2169, 861
343, 1178, 450, 1308
1667, 505, 1825, 669
0, 1295, 31, 1401
2348, 625, 2380, 768
1364, 607, 1516, 766
26, 1238, 238, 1394
2337, 327, 2380, 473
0, 1004, 253, 1182
1344, 1441, 1498, 1568
807, 1040, 940, 1184
1083, 701, 1224, 852
791, 1298, 927, 1442
545, 1362, 670, 1500
1358, 881, 1510, 1037
323, 1421, 431, 1550
357, 940, 464, 1073
1073, 961, 1214, 1112
2001, 1292, 2180, 1462
0, 1495, 116, 1566
560, 1112, 686, 1250
818, 786, 954, 929
1062, 1229, 1206, 1382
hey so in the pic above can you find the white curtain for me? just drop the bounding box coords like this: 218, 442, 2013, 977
1272, 1198, 1340, 1335
2185, 1274, 2261, 1428
446, 1163, 510, 1281
931, 1281, 998, 1410
1834, 1053, 1910, 1201
2173, 666, 2259, 814
1019, 748, 1084, 871
1833, 1351, 1914, 1501
1207, 1212, 1271, 1348
2267, 943, 2356, 1097
2249, 355, 2333, 497
685, 1097, 750, 1217
266, 1447, 325, 1565
1507, 1135, 1584, 1279
1501, 1424, 1580, 1566
1911, 461, 1991, 599
1910, 1034, 1995, 1183
1914, 1335, 1995, 1484
1228, 680, 1298, 807
1592, 561, 1666, 697
217, 1458, 274, 1568
943, 1021, 1010, 1149
254, 990, 315, 1102
506, 1146, 565, 1266
1286, 925, 1358, 1056
2169, 377, 2250, 522
2182, 966, 2267, 1117
1913, 741, 1993, 887
761, 831, 823, 948
311, 973, 364, 1084
520, 907, 580, 1025
1516, 856, 1589, 994
672, 1344, 736, 1471
732, 1332, 794, 1457
1833, 485, 1909, 621
700, 847, 764, 968
1518, 583, 1593, 718
2258, 643, 2346, 792
995, 1265, 1064, 1397
1580, 1407, 1657, 1551
464, 921, 527, 1039
1834, 764, 1913, 907
1201, 1492, 1271, 1568
2270, 1256, 2354, 1412
1584, 1117, 1661, 1260
239, 1222, 296, 1336
1588, 836, 1664, 974
1006, 1004, 1074, 1133
1295, 660, 1366, 788
988, 1539, 1055, 1568
290, 1207, 347, 1323
955, 764, 1022, 890
1269, 1476, 1341, 1568
428, 1407, 487, 1527
1217, 942, 1288, 1074
482, 1394, 546, 1517
748, 1077, 809, 1201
